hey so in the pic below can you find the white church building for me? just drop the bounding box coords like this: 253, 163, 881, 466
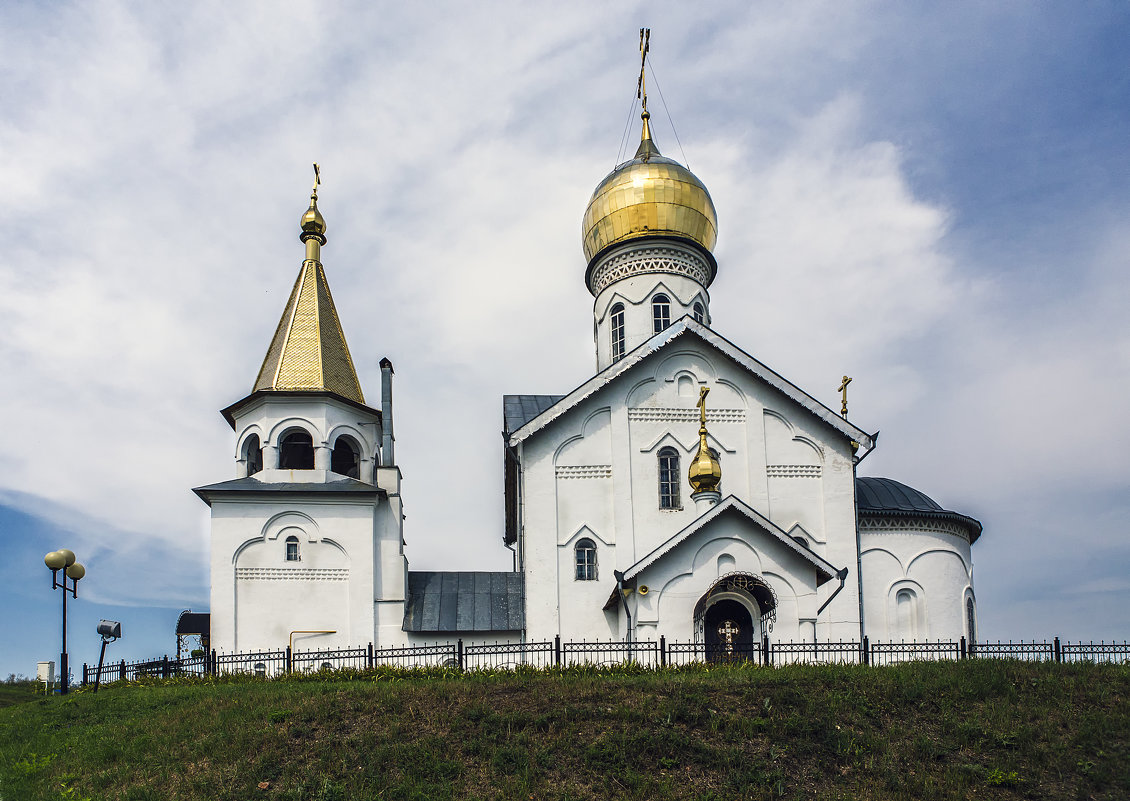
195, 92, 982, 659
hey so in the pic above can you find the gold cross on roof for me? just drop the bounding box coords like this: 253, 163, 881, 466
637, 28, 650, 111
838, 375, 852, 419
311, 163, 321, 197
697, 385, 710, 426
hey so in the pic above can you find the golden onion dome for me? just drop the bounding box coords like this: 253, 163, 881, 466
582, 112, 718, 263
300, 194, 326, 240
688, 425, 722, 494
688, 386, 722, 494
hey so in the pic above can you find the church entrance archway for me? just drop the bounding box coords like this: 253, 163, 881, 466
694, 573, 777, 664
704, 598, 754, 662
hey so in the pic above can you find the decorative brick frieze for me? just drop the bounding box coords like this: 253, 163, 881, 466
858, 516, 971, 541
555, 465, 613, 479
590, 245, 711, 294
236, 567, 350, 582
628, 408, 745, 423
766, 465, 822, 478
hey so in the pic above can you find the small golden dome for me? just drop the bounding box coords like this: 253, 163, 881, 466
300, 194, 326, 240
688, 426, 722, 494
582, 113, 718, 263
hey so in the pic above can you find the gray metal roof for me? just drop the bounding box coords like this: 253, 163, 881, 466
402, 571, 525, 632
856, 476, 982, 542
193, 476, 382, 506
503, 395, 565, 434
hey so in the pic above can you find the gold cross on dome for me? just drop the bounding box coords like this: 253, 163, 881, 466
311, 163, 321, 197
838, 375, 852, 420
697, 385, 710, 426
637, 28, 650, 111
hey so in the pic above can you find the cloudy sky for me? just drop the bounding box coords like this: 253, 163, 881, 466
2, 2, 1127, 679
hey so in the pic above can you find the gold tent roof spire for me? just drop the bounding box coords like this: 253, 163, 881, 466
252, 164, 365, 403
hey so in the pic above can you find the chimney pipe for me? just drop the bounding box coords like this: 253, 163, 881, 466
380, 357, 395, 466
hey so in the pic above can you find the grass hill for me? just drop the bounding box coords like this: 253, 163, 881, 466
1, 660, 1127, 801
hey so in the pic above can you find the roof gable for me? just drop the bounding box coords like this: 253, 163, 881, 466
622, 495, 839, 586
506, 319, 874, 452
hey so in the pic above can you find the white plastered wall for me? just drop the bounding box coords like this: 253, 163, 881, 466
519, 333, 862, 643
859, 521, 974, 642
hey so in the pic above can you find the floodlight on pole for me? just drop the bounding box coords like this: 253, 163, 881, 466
93, 620, 121, 693
44, 549, 85, 695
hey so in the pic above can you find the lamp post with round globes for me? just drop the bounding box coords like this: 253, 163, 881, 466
44, 549, 85, 695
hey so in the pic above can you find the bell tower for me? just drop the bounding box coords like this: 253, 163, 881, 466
196, 166, 409, 655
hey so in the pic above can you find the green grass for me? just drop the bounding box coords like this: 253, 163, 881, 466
0, 680, 39, 709
0, 660, 1127, 800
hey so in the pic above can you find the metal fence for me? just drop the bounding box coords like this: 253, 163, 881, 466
81, 635, 1130, 687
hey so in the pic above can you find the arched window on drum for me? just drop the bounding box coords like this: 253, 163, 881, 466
652, 294, 671, 332
610, 303, 626, 362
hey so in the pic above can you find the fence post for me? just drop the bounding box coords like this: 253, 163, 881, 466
161, 655, 169, 679
210, 650, 217, 676
285, 646, 293, 674
368, 642, 374, 669
960, 636, 967, 660
554, 635, 561, 668
81, 663, 87, 686
1054, 636, 1061, 663
659, 635, 667, 668
762, 635, 770, 666
862, 636, 870, 666
457, 639, 465, 671
119, 659, 126, 681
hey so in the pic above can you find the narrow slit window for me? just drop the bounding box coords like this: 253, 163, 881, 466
653, 294, 671, 332
575, 538, 597, 581
658, 447, 680, 509
610, 303, 625, 362
693, 302, 705, 324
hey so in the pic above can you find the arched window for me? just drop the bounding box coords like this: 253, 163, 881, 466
575, 538, 597, 581
285, 535, 300, 562
966, 597, 977, 644
279, 430, 315, 470
693, 302, 705, 324
658, 447, 680, 509
331, 436, 360, 479
610, 303, 626, 362
652, 294, 671, 333
243, 434, 263, 476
